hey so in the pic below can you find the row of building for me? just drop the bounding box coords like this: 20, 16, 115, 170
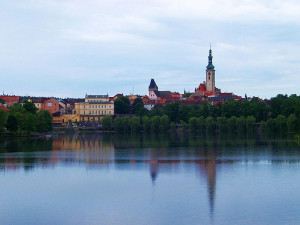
1, 47, 248, 126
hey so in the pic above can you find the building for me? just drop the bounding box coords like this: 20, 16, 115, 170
0, 104, 9, 111
41, 98, 60, 114
0, 95, 19, 107
75, 94, 114, 124
149, 79, 158, 95
195, 47, 220, 97
19, 97, 42, 110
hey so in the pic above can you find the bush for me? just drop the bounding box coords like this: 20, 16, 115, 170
101, 115, 112, 131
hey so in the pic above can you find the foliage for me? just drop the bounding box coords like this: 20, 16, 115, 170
35, 110, 53, 133
236, 116, 246, 135
142, 116, 151, 132
0, 98, 5, 104
130, 116, 140, 133
246, 116, 256, 134
0, 109, 8, 133
23, 100, 37, 114
151, 116, 160, 132
287, 114, 298, 133
217, 117, 227, 133
101, 115, 113, 131
189, 117, 198, 133
132, 98, 144, 115
114, 96, 130, 114
205, 116, 215, 134
6, 114, 19, 132
159, 115, 170, 132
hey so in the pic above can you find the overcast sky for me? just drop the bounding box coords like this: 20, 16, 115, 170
1, 0, 300, 98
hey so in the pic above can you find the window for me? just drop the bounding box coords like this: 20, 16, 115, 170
47, 103, 52, 107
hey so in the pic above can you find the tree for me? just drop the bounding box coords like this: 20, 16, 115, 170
237, 116, 246, 134
227, 116, 237, 133
196, 116, 206, 134
23, 100, 37, 114
141, 116, 151, 132
0, 109, 8, 133
101, 115, 113, 131
205, 116, 215, 134
23, 113, 36, 134
246, 116, 256, 134
114, 97, 130, 114
217, 117, 227, 133
163, 102, 180, 122
275, 115, 287, 135
151, 116, 160, 132
0, 98, 5, 104
6, 114, 19, 132
132, 98, 144, 114
130, 116, 140, 133
287, 114, 298, 133
114, 117, 123, 132
189, 117, 198, 133
159, 115, 170, 132
36, 110, 52, 133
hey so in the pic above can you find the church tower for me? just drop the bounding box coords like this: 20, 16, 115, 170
205, 46, 215, 92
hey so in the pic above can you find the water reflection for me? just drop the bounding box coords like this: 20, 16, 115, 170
0, 134, 300, 225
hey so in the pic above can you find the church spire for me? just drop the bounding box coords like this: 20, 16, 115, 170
206, 45, 215, 70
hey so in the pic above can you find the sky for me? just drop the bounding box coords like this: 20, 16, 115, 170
0, 0, 300, 99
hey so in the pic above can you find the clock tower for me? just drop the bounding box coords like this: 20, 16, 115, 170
205, 46, 215, 92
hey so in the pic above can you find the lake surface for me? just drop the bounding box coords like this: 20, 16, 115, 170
1, 133, 300, 225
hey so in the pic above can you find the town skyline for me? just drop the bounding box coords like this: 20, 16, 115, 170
1, 1, 300, 98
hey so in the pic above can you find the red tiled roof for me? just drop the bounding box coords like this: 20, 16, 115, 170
0, 105, 9, 111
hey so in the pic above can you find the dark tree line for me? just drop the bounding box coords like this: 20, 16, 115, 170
112, 94, 300, 134
0, 101, 52, 135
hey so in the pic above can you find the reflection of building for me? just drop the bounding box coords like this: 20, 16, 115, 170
199, 148, 217, 217
75, 94, 114, 124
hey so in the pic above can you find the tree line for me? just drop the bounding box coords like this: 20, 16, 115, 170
111, 94, 300, 134
0, 101, 52, 135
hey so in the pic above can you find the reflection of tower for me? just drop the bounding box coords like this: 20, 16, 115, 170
199, 148, 217, 218
149, 148, 159, 184
150, 160, 158, 184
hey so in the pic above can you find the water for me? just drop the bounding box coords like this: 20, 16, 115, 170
0, 134, 300, 225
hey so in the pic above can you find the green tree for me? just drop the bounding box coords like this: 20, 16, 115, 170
114, 116, 123, 132
151, 116, 160, 132
0, 109, 8, 133
287, 114, 298, 133
205, 116, 215, 134
163, 102, 180, 122
23, 113, 36, 134
36, 110, 53, 133
217, 117, 227, 133
189, 117, 198, 133
132, 98, 144, 114
114, 96, 130, 114
142, 116, 151, 132
246, 116, 256, 134
23, 100, 37, 114
101, 115, 113, 131
0, 98, 5, 104
227, 116, 237, 133
275, 115, 287, 135
196, 116, 206, 134
237, 116, 246, 134
6, 114, 19, 132
159, 115, 170, 132
130, 116, 140, 133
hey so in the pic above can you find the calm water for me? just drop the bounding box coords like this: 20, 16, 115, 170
0, 134, 300, 225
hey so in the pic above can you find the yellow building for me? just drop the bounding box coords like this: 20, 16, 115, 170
75, 94, 114, 123
53, 114, 80, 126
